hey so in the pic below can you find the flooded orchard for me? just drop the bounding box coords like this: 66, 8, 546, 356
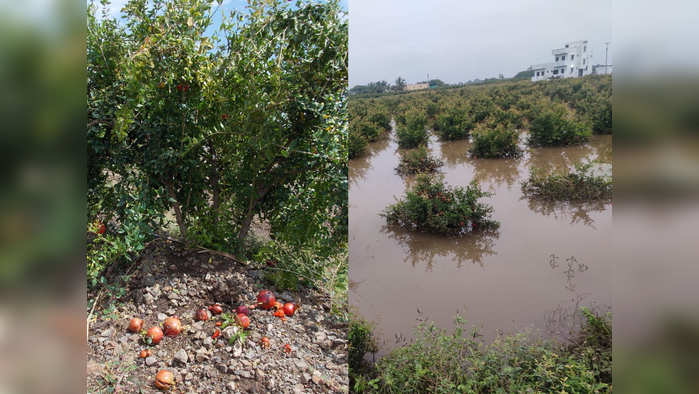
349, 131, 612, 355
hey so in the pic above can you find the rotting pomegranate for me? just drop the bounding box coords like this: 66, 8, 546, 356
236, 305, 250, 316
146, 326, 163, 345
273, 309, 286, 321
208, 304, 223, 315
154, 369, 174, 390
236, 313, 250, 329
163, 316, 182, 337
256, 290, 276, 310
195, 308, 209, 321
128, 317, 144, 333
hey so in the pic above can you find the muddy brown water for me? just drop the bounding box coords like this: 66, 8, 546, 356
349, 130, 612, 355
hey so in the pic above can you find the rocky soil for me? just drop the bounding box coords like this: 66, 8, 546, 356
87, 239, 348, 393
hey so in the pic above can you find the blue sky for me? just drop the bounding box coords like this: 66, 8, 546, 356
104, 0, 347, 20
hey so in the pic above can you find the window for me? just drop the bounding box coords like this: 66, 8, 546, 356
584, 46, 587, 52
553, 70, 558, 75
565, 44, 569, 48
583, 58, 586, 65
571, 54, 575, 60
562, 55, 566, 61
555, 56, 559, 61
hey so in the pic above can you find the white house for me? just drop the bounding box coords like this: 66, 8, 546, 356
405, 82, 429, 91
531, 41, 594, 82
592, 64, 613, 75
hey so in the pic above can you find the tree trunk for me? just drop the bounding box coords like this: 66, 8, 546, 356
208, 142, 220, 224
236, 182, 274, 243
167, 182, 187, 239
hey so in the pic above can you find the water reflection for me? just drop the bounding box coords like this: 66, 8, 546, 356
349, 137, 391, 186
548, 254, 590, 292
525, 198, 608, 227
471, 157, 521, 189
381, 225, 500, 270
544, 293, 610, 343
438, 139, 472, 166
525, 135, 612, 173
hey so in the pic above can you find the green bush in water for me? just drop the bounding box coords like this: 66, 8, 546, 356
528, 104, 591, 146
434, 107, 473, 141
396, 124, 428, 149
470, 123, 521, 159
382, 174, 498, 235
368, 110, 391, 131
352, 118, 381, 142
521, 162, 612, 201
348, 131, 368, 159
395, 146, 443, 175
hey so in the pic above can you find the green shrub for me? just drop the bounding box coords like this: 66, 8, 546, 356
349, 317, 378, 373
349, 316, 379, 392
404, 109, 427, 131
434, 107, 473, 141
396, 124, 428, 149
349, 131, 368, 159
368, 110, 391, 131
591, 100, 612, 134
365, 311, 612, 393
352, 118, 382, 142
382, 175, 498, 235
395, 146, 443, 175
521, 162, 612, 201
470, 123, 521, 159
529, 104, 592, 146
426, 102, 440, 119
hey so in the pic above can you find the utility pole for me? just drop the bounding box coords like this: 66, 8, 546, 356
604, 42, 610, 74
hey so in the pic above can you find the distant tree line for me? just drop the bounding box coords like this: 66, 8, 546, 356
350, 71, 532, 96
350, 77, 449, 95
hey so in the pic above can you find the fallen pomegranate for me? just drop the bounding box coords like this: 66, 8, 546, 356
282, 302, 297, 317
236, 305, 250, 316
154, 369, 175, 390
274, 301, 283, 310
236, 313, 250, 329
273, 309, 286, 321
97, 223, 106, 235
257, 290, 276, 310
260, 336, 270, 348
128, 317, 143, 333
139, 349, 151, 358
163, 316, 182, 337
146, 326, 164, 345
208, 304, 223, 315
283, 343, 291, 353
215, 321, 222, 327
212, 328, 221, 339
195, 308, 209, 321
